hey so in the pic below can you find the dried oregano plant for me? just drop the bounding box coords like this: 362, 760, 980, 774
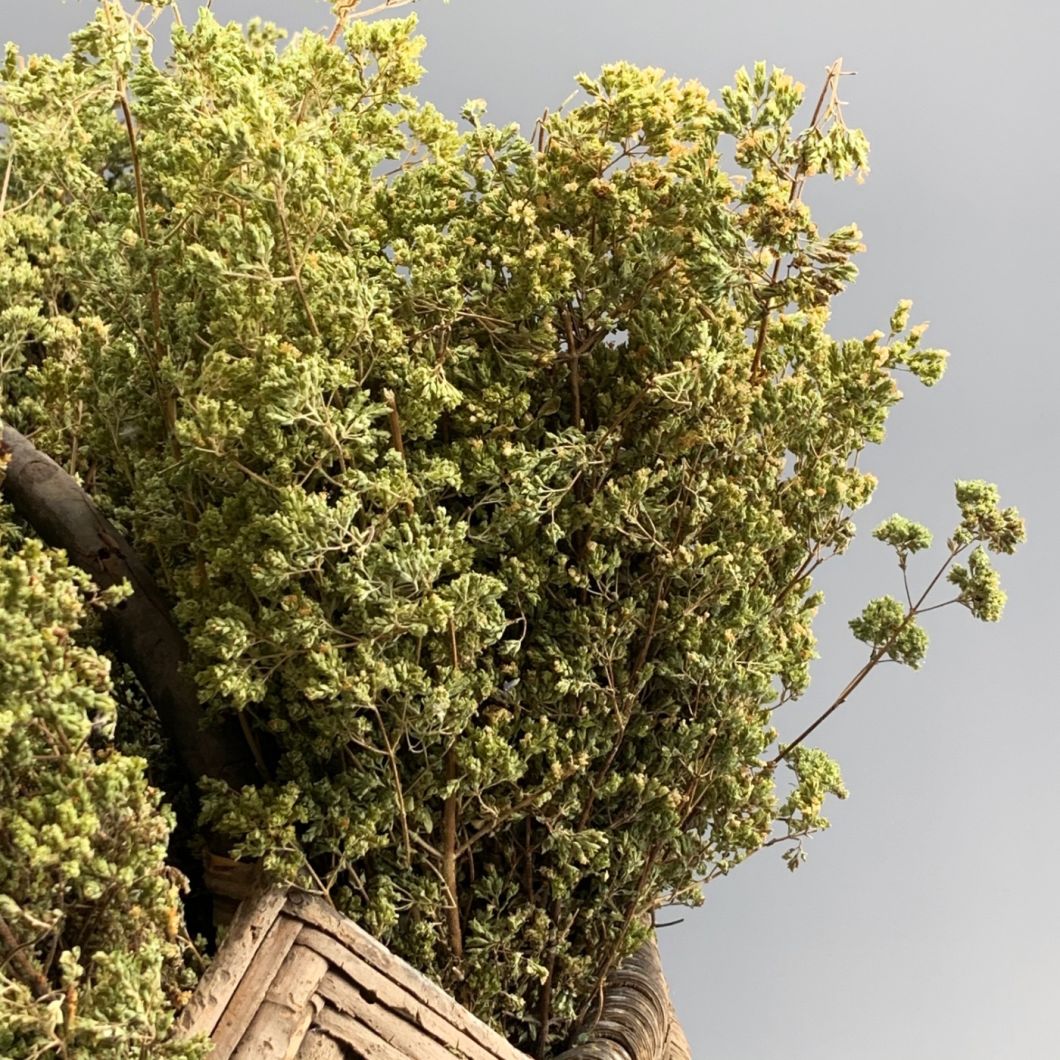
0, 2, 1023, 1054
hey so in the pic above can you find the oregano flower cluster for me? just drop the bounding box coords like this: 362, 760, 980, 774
0, 3, 1023, 1053
0, 516, 207, 1060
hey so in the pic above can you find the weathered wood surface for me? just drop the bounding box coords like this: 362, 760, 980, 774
557, 936, 689, 1060
297, 1028, 346, 1060
208, 914, 304, 1060
230, 945, 328, 1059
285, 889, 528, 1060
314, 1005, 412, 1060
175, 888, 691, 1060
296, 1026, 345, 1060
661, 1003, 692, 1060
296, 925, 509, 1060
175, 888, 532, 1059
203, 853, 268, 931
315, 966, 470, 1060
177, 885, 289, 1040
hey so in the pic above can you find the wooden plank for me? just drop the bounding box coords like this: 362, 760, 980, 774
314, 1005, 409, 1060
177, 886, 291, 1039
297, 1028, 346, 1060
285, 891, 529, 1060
316, 969, 463, 1060
231, 945, 329, 1060
282, 1002, 319, 1060
204, 853, 264, 902
264, 945, 329, 1013
209, 914, 304, 1060
297, 926, 504, 1060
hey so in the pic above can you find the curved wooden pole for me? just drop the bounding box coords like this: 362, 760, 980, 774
0, 423, 259, 793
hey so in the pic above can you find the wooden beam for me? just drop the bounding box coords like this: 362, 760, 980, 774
286, 891, 529, 1060
0, 424, 260, 793
297, 1029, 346, 1060
209, 915, 304, 1060
314, 1006, 410, 1060
232, 944, 329, 1059
176, 886, 291, 1040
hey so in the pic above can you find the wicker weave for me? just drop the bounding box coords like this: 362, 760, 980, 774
558, 936, 690, 1060
178, 884, 691, 1059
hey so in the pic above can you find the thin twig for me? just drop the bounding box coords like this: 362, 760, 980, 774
117, 96, 169, 386
237, 712, 271, 781
769, 543, 965, 767
0, 150, 14, 219
750, 59, 844, 381
324, 0, 418, 52
442, 746, 463, 966
345, 0, 418, 21
455, 765, 577, 858
372, 705, 412, 865
0, 911, 50, 998
383, 388, 405, 456
274, 183, 320, 338
442, 616, 464, 967
562, 306, 582, 430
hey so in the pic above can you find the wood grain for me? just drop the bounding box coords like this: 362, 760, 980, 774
208, 914, 304, 1060
231, 944, 329, 1059
297, 1028, 347, 1060
296, 1030, 345, 1060
314, 1006, 409, 1060
296, 925, 517, 1060
177, 886, 290, 1039
286, 891, 528, 1060
316, 968, 467, 1060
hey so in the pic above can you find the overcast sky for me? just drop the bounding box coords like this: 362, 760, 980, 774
8, 2, 1059, 1057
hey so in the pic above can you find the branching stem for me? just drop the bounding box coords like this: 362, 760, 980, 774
770, 542, 965, 767
750, 58, 844, 381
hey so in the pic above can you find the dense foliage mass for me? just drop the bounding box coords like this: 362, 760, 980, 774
0, 2, 1023, 1054
0, 514, 206, 1059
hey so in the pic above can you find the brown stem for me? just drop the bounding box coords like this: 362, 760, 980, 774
383, 388, 405, 456
456, 763, 578, 858
562, 306, 582, 430
442, 617, 463, 968
573, 841, 663, 1034
237, 712, 271, 782
534, 900, 564, 1059
116, 93, 176, 436
0, 911, 50, 998
274, 184, 320, 339
769, 543, 962, 768
372, 706, 412, 866
750, 59, 844, 382
442, 746, 463, 967
576, 454, 701, 832
0, 150, 13, 218
107, 22, 205, 557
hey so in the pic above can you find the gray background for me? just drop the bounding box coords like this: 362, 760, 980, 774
7, 1, 1057, 1056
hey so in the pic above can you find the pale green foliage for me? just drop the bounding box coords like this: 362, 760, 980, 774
0, 3, 1023, 1052
949, 547, 1006, 622
953, 479, 1025, 553
0, 517, 206, 1060
873, 514, 933, 557
776, 747, 848, 871
849, 594, 930, 668
859, 484, 1025, 663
